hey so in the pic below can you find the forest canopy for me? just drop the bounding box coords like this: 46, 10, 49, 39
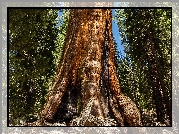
8, 8, 171, 126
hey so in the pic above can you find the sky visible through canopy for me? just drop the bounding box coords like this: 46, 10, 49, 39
112, 9, 125, 57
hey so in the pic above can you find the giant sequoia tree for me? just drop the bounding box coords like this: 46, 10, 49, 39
35, 9, 142, 126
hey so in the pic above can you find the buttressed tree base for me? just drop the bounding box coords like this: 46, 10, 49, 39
36, 9, 142, 126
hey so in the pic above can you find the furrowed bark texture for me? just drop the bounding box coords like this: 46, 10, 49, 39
41, 9, 142, 126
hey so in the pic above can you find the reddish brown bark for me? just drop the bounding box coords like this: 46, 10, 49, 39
39, 9, 142, 126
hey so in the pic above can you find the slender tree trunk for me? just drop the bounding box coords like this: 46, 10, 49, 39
147, 30, 171, 125
38, 9, 142, 126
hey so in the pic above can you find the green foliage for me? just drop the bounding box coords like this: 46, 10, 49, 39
9, 9, 68, 125
53, 9, 70, 69
114, 9, 171, 112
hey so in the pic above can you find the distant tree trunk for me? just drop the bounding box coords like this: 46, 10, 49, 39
38, 9, 142, 126
146, 30, 171, 125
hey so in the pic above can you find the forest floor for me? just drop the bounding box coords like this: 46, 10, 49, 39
9, 109, 169, 126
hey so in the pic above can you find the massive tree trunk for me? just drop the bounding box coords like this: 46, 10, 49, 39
38, 9, 142, 126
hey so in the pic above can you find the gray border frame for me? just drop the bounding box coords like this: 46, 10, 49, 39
2, 2, 178, 134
